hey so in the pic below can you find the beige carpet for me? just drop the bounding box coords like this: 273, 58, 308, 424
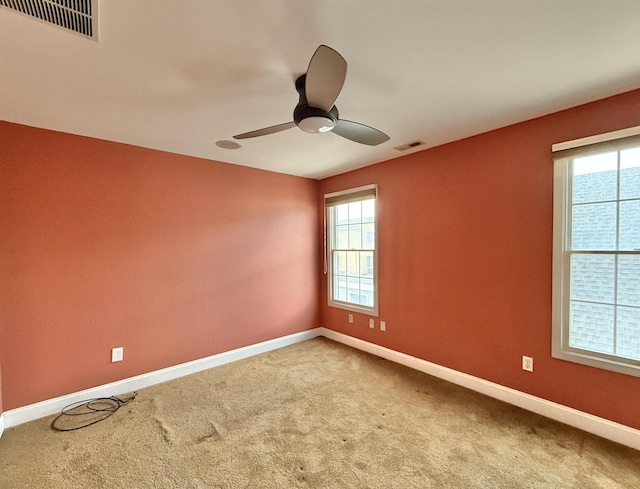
1, 337, 639, 488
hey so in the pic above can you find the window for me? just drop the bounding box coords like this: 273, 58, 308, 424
325, 184, 378, 315
552, 128, 640, 376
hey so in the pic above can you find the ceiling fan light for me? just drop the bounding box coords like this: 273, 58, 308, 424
298, 116, 336, 134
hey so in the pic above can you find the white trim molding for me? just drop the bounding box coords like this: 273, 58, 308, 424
2, 329, 322, 430
3, 327, 639, 452
319, 328, 640, 451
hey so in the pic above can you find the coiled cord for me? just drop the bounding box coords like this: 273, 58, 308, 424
51, 392, 137, 431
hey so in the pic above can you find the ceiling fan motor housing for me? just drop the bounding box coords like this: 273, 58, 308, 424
294, 74, 339, 133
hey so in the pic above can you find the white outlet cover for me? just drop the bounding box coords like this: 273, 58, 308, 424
522, 355, 533, 372
112, 347, 124, 362
380, 321, 386, 331
348, 314, 353, 323
369, 319, 375, 328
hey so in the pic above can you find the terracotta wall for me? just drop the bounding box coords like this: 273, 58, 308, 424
319, 88, 640, 430
2, 88, 640, 431
0, 121, 319, 411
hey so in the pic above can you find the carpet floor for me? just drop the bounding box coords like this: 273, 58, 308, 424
0, 337, 639, 488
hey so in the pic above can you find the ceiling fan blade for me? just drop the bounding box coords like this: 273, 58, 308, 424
233, 121, 296, 140
305, 45, 347, 111
332, 120, 390, 146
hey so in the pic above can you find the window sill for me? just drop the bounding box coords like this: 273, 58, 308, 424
328, 300, 378, 317
552, 346, 640, 378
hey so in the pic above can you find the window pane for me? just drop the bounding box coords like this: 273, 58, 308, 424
620, 147, 640, 200
569, 302, 614, 354
336, 226, 349, 249
362, 222, 375, 250
349, 224, 362, 249
346, 277, 360, 303
619, 200, 640, 251
618, 255, 640, 307
348, 201, 362, 221
616, 306, 640, 360
346, 251, 359, 276
334, 276, 346, 301
361, 278, 374, 307
572, 152, 617, 204
336, 203, 349, 225
334, 251, 346, 275
571, 202, 616, 250
361, 251, 374, 277
570, 254, 615, 304
362, 198, 375, 222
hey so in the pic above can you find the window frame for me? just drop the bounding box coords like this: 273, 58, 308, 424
325, 184, 379, 316
552, 128, 640, 377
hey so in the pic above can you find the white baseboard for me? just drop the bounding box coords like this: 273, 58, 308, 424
2, 328, 322, 430
319, 328, 640, 452
3, 326, 639, 452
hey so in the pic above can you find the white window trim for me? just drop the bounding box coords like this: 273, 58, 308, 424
552, 131, 640, 377
325, 184, 379, 316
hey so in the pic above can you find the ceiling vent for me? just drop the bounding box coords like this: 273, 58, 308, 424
393, 140, 425, 152
0, 0, 98, 39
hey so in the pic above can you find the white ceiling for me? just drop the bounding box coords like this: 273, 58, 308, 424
2, 1, 640, 179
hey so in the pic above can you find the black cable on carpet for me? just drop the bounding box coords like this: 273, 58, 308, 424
51, 392, 137, 432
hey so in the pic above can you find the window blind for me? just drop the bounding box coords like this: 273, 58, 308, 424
552, 125, 640, 160
324, 185, 377, 207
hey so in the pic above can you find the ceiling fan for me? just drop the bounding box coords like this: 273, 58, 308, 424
233, 45, 390, 146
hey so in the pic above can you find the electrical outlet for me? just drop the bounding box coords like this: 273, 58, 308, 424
369, 318, 375, 329
522, 355, 533, 372
380, 321, 386, 332
348, 314, 354, 324
112, 347, 124, 363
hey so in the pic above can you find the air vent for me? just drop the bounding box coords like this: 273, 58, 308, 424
0, 0, 98, 39
393, 140, 425, 152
